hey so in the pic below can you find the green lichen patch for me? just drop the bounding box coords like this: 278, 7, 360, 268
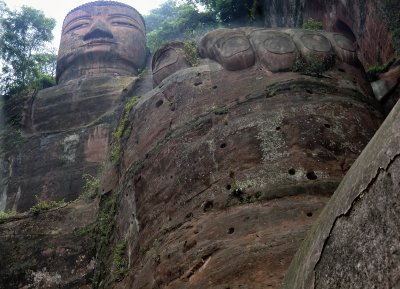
366, 58, 396, 81
110, 96, 139, 167
80, 174, 100, 200
113, 239, 128, 282
302, 18, 323, 30
293, 53, 335, 77
0, 210, 17, 222
90, 190, 119, 288
213, 106, 229, 115
183, 40, 200, 67
29, 197, 66, 215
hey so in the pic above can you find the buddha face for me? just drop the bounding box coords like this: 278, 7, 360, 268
57, 3, 147, 83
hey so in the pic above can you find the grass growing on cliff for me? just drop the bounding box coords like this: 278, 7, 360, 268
90, 190, 120, 288
294, 52, 335, 77
228, 170, 244, 199
366, 58, 396, 81
113, 239, 128, 281
183, 40, 200, 67
81, 174, 100, 200
29, 197, 66, 215
302, 18, 323, 30
0, 210, 17, 220
110, 96, 139, 167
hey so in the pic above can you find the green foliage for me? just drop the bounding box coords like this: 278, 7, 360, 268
183, 40, 200, 67
81, 174, 100, 200
366, 58, 396, 81
113, 239, 128, 281
213, 106, 229, 115
29, 196, 65, 215
227, 170, 244, 198
110, 96, 139, 167
293, 53, 335, 77
195, 0, 256, 23
247, 0, 263, 22
0, 210, 17, 220
0, 3, 56, 96
90, 191, 120, 288
145, 0, 216, 52
302, 18, 323, 30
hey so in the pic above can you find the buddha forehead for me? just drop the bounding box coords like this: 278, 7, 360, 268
62, 4, 145, 34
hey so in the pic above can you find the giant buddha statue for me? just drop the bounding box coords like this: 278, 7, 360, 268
57, 1, 148, 83
107, 27, 383, 288
0, 1, 391, 289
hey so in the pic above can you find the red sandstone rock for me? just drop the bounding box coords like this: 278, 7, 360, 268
102, 34, 382, 287
281, 83, 400, 289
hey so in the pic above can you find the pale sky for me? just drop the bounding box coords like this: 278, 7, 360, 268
3, 0, 169, 51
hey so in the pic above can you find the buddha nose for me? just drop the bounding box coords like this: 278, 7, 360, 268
83, 20, 113, 41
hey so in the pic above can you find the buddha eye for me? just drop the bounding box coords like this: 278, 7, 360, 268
65, 22, 89, 34
112, 21, 136, 28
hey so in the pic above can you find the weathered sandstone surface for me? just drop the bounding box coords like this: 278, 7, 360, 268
281, 85, 400, 289
0, 0, 399, 287
95, 29, 383, 287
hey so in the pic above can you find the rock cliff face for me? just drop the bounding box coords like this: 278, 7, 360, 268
93, 28, 383, 287
0, 1, 399, 288
0, 201, 98, 288
281, 86, 400, 289
261, 0, 399, 66
1, 75, 137, 212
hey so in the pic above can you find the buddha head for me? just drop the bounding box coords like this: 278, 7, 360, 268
56, 1, 147, 84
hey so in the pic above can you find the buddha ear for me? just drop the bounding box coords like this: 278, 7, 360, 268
199, 28, 255, 71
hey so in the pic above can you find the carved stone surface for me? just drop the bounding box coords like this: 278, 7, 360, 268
0, 1, 396, 287
152, 41, 191, 86
56, 1, 147, 84
1, 3, 146, 212
0, 200, 98, 289
156, 28, 360, 86
99, 29, 383, 288
25, 75, 137, 133
281, 92, 400, 289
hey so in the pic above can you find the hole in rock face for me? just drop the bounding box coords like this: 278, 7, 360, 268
185, 212, 193, 219
307, 212, 313, 217
338, 68, 345, 72
227, 227, 235, 234
212, 85, 218, 89
288, 168, 296, 175
306, 89, 313, 94
324, 123, 331, 128
276, 126, 281, 131
306, 171, 318, 180
220, 143, 227, 148
333, 19, 357, 43
226, 184, 232, 190
156, 99, 163, 107
203, 201, 213, 212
